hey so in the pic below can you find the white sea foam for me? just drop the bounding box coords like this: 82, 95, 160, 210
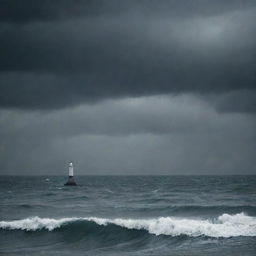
0, 217, 78, 231
1, 213, 256, 237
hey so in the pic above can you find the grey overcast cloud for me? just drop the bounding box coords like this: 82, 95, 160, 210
0, 0, 255, 175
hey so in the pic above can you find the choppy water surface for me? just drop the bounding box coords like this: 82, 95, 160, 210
0, 176, 256, 255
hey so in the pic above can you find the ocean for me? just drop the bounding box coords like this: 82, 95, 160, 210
0, 175, 256, 255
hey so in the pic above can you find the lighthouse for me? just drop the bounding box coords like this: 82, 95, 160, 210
65, 162, 77, 186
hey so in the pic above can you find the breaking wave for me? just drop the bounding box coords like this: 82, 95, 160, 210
1, 213, 256, 238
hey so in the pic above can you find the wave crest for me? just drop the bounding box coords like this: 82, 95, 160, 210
1, 213, 256, 238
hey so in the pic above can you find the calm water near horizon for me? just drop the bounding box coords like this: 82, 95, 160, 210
1, 175, 256, 255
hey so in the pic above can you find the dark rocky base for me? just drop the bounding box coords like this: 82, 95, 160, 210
64, 177, 77, 186
64, 182, 77, 186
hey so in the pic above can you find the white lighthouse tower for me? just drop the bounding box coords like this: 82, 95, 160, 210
69, 162, 74, 177
65, 162, 77, 186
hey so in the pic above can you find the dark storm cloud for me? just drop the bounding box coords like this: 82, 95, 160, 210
1, 95, 255, 175
0, 0, 256, 110
1, 0, 255, 23
214, 90, 256, 113
0, 95, 216, 139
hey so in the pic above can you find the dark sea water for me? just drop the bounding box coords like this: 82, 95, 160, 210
0, 175, 256, 256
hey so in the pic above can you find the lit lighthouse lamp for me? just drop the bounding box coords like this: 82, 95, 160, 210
64, 162, 77, 186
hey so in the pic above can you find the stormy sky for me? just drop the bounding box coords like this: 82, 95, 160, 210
0, 0, 255, 175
